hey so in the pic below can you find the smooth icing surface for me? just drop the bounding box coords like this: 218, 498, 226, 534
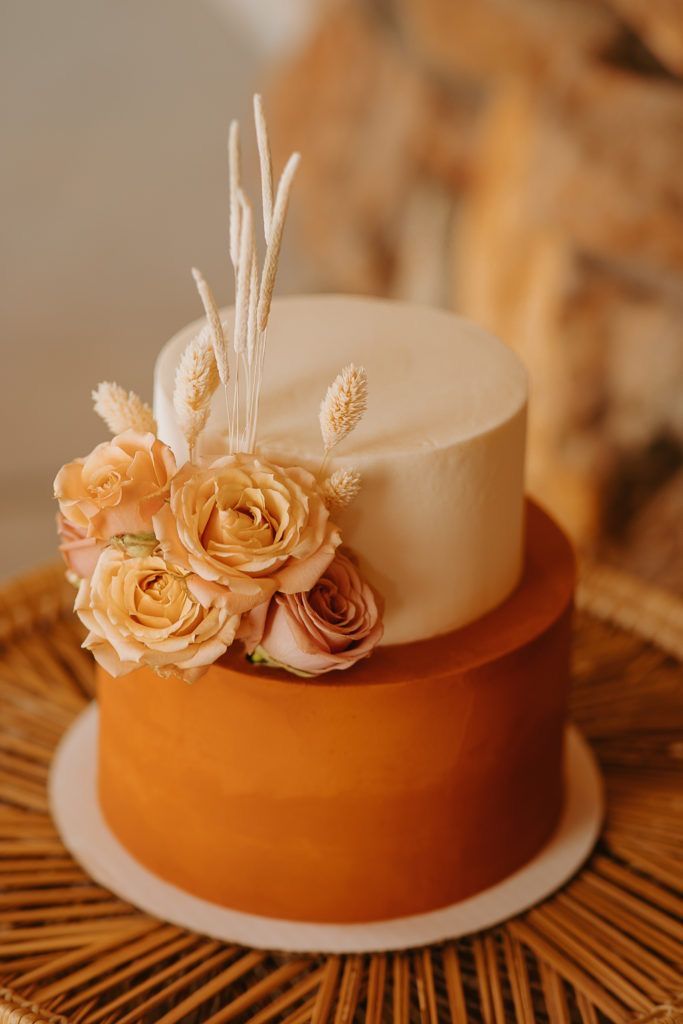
154, 295, 528, 645
98, 502, 575, 924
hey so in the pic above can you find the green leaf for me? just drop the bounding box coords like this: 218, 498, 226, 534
247, 645, 316, 679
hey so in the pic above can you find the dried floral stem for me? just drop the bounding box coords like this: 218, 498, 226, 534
183, 96, 298, 456
234, 192, 254, 358
92, 382, 157, 435
173, 327, 220, 461
322, 467, 362, 510
247, 326, 268, 453
243, 150, 300, 450
253, 94, 273, 242
238, 102, 299, 450
228, 120, 241, 272
191, 267, 233, 450
245, 250, 259, 448
247, 248, 258, 366
234, 192, 257, 450
319, 364, 369, 462
257, 153, 300, 334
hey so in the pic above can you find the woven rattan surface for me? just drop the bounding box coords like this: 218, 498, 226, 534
0, 562, 681, 1024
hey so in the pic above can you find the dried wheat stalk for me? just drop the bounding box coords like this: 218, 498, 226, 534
231, 97, 299, 450
182, 95, 298, 457
245, 250, 260, 450
228, 192, 253, 450
228, 119, 242, 273
320, 365, 368, 453
319, 365, 369, 475
234, 192, 254, 360
247, 248, 259, 367
92, 382, 156, 436
256, 153, 300, 335
243, 148, 300, 451
254, 93, 274, 242
322, 467, 362, 510
191, 267, 233, 450
173, 328, 220, 461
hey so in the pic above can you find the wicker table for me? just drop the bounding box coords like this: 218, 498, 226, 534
0, 562, 681, 1024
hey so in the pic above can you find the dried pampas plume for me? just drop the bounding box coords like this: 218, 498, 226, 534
257, 152, 300, 333
319, 364, 368, 454
174, 327, 220, 460
253, 94, 273, 241
322, 467, 362, 511
183, 96, 298, 455
92, 381, 157, 435
191, 268, 230, 390
228, 119, 242, 271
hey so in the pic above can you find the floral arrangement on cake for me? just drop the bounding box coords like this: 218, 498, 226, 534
53, 97, 383, 682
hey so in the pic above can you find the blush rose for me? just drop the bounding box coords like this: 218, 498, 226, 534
243, 550, 383, 675
56, 513, 107, 580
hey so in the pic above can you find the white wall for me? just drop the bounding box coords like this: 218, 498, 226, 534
205, 0, 319, 55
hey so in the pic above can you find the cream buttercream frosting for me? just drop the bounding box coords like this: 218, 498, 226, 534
154, 295, 527, 645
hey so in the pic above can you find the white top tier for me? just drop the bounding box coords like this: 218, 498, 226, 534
154, 295, 528, 645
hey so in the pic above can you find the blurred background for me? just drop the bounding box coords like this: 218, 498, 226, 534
2, 0, 682, 593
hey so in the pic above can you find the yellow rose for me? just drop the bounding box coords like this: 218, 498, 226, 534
153, 453, 341, 614
54, 430, 176, 540
75, 549, 240, 683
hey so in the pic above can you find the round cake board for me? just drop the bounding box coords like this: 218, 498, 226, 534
49, 704, 603, 954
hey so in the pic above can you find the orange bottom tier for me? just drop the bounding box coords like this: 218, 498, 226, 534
97, 502, 575, 923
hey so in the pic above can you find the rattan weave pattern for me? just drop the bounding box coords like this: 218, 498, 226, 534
0, 562, 681, 1024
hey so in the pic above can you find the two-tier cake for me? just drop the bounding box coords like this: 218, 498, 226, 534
54, 98, 575, 925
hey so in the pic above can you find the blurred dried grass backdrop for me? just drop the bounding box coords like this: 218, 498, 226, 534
265, 0, 683, 593
2, 0, 682, 595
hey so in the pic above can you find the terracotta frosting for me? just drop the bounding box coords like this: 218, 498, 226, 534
153, 295, 528, 646
98, 502, 574, 924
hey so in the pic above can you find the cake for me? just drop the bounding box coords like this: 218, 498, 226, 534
155, 295, 528, 646
54, 97, 575, 926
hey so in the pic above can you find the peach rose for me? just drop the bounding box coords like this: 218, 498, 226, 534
244, 551, 383, 675
153, 454, 341, 614
56, 513, 107, 580
75, 548, 240, 682
54, 430, 176, 541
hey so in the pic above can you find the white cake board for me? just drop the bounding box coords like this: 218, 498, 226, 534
49, 705, 603, 954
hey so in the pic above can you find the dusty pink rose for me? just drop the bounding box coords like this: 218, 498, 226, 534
56, 513, 106, 580
75, 548, 240, 683
54, 430, 176, 541
154, 453, 341, 615
244, 551, 383, 675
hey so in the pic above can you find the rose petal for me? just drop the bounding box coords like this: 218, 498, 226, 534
276, 524, 341, 594
236, 599, 272, 654
258, 551, 384, 675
